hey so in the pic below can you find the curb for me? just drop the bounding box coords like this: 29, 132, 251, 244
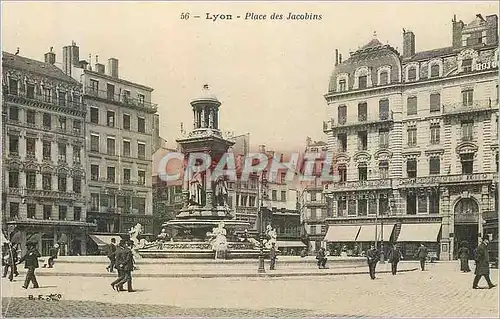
14, 268, 419, 278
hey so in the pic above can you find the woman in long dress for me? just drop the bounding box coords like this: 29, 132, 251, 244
458, 241, 471, 272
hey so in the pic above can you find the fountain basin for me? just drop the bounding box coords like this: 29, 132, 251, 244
138, 241, 263, 259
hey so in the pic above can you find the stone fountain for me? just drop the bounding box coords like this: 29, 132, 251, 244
138, 85, 261, 259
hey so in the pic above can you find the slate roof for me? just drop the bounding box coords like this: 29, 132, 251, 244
2, 51, 79, 85
409, 47, 455, 61
360, 38, 384, 50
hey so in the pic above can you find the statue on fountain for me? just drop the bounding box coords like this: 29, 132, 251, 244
129, 223, 150, 253
264, 225, 277, 249
214, 176, 229, 208
188, 170, 204, 207
206, 222, 228, 260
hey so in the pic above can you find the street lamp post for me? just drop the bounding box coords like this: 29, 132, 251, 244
257, 171, 267, 273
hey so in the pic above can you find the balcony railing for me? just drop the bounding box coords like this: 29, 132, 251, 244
399, 173, 495, 186
442, 99, 496, 115
24, 189, 80, 200
85, 87, 157, 112
3, 90, 84, 112
324, 179, 392, 192
323, 112, 394, 132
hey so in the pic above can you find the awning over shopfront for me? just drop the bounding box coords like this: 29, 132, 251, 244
89, 235, 121, 247
276, 241, 306, 248
356, 224, 396, 242
324, 225, 361, 242
396, 223, 442, 242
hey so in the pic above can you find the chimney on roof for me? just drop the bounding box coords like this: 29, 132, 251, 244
335, 49, 338, 66
95, 55, 105, 74
44, 47, 56, 64
258, 145, 266, 153
452, 16, 464, 49
62, 42, 80, 76
403, 29, 415, 58
108, 58, 119, 78
485, 14, 499, 45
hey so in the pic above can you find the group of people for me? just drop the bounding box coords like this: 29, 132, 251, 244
106, 238, 136, 292
365, 237, 497, 290
2, 241, 60, 289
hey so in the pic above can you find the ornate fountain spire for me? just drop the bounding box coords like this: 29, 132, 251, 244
190, 84, 222, 131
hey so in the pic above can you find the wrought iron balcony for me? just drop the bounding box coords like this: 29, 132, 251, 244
324, 179, 392, 192
323, 112, 394, 132
3, 91, 85, 113
399, 173, 496, 187
442, 99, 496, 115
85, 87, 157, 112
24, 189, 80, 200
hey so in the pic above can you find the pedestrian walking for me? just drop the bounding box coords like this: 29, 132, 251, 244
43, 244, 59, 268
113, 240, 135, 292
18, 242, 41, 289
316, 247, 328, 269
366, 244, 379, 280
2, 242, 19, 281
106, 238, 117, 272
416, 243, 428, 271
472, 236, 496, 289
110, 239, 126, 291
388, 244, 402, 275
458, 241, 471, 273
269, 243, 277, 270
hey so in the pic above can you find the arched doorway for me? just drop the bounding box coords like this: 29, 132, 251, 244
453, 198, 479, 259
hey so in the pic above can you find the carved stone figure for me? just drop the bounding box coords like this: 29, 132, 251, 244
264, 225, 277, 249
189, 170, 204, 206
206, 222, 228, 259
214, 176, 229, 207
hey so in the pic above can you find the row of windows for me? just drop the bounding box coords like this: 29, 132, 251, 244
8, 135, 81, 163
88, 79, 146, 105
8, 171, 82, 193
89, 107, 146, 133
8, 203, 82, 221
335, 152, 499, 182
90, 165, 146, 185
234, 194, 257, 207
6, 78, 81, 107
337, 99, 390, 124
8, 105, 83, 133
90, 193, 146, 214
89, 135, 147, 159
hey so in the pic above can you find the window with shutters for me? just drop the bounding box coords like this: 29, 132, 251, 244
379, 99, 389, 120
338, 133, 347, 152
358, 163, 368, 181
430, 124, 440, 144
338, 79, 346, 92
107, 167, 116, 183
462, 89, 473, 106
107, 137, 115, 156
90, 134, 99, 152
379, 129, 389, 148
407, 127, 417, 146
91, 165, 99, 181
358, 102, 367, 122
379, 160, 389, 179
358, 131, 368, 150
338, 165, 347, 182
461, 120, 473, 141
338, 105, 347, 124
430, 93, 441, 112
407, 159, 417, 178
429, 156, 440, 175
407, 96, 418, 115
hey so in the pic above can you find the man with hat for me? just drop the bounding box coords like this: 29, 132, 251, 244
17, 242, 41, 289
473, 236, 496, 289
43, 243, 59, 268
2, 241, 19, 281
112, 240, 135, 292
110, 239, 127, 291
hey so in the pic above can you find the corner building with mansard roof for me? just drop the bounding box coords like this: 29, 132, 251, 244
322, 13, 498, 261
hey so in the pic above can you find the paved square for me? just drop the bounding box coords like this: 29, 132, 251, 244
1, 262, 498, 317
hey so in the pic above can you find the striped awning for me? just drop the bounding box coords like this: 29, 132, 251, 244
89, 235, 121, 247
324, 225, 361, 242
396, 223, 442, 242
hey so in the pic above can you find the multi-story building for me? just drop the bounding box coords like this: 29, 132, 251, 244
61, 43, 158, 244
323, 13, 498, 260
2, 50, 95, 255
299, 138, 330, 253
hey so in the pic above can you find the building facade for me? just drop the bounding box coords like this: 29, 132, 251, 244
323, 13, 498, 260
61, 43, 157, 243
2, 50, 95, 256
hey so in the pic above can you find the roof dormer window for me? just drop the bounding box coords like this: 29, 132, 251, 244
408, 68, 417, 81
358, 75, 367, 89
339, 79, 346, 92
430, 64, 440, 78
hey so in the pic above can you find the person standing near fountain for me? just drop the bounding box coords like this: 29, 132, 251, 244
366, 244, 380, 280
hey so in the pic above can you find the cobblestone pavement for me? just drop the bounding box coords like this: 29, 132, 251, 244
1, 262, 498, 318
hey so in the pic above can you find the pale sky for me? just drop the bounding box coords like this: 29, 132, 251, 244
2, 1, 498, 151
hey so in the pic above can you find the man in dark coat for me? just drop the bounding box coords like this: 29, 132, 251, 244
113, 240, 135, 292
269, 243, 277, 270
366, 244, 379, 280
316, 247, 328, 269
106, 238, 117, 272
473, 237, 496, 289
110, 239, 126, 291
2, 242, 19, 281
18, 242, 41, 289
458, 242, 471, 272
388, 244, 402, 275
416, 243, 428, 271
